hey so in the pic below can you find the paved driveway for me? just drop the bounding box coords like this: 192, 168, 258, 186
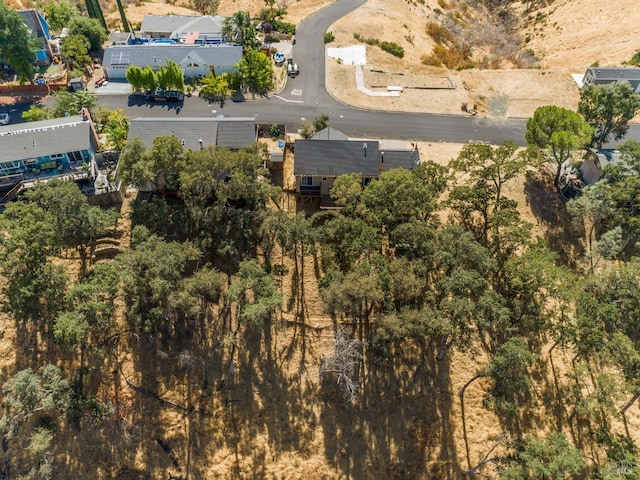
91, 80, 132, 96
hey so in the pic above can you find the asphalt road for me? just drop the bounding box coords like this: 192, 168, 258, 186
39, 0, 640, 147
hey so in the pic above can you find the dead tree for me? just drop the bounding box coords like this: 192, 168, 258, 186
321, 328, 362, 403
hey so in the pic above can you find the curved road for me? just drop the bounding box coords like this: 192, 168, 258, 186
92, 1, 640, 146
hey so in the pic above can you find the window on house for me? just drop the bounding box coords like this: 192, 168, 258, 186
301, 176, 313, 186
49, 153, 65, 160
69, 151, 83, 162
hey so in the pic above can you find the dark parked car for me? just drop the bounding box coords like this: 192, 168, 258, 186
145, 90, 184, 102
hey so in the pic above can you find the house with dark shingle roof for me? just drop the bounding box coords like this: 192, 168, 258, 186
103, 44, 242, 79
0, 114, 99, 204
293, 128, 420, 201
127, 117, 257, 151
582, 67, 640, 93
379, 149, 420, 173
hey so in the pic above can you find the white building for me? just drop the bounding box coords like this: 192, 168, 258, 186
103, 44, 243, 80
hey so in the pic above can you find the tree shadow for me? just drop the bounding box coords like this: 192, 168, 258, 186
523, 170, 582, 269
319, 339, 459, 478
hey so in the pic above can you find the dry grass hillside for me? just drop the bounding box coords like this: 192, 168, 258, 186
324, 0, 640, 117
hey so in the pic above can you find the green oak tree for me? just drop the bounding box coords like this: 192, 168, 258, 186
23, 181, 119, 275
44, 0, 79, 31
227, 258, 282, 327
0, 2, 37, 83
485, 336, 535, 416
199, 72, 231, 103
118, 226, 201, 334
567, 183, 622, 273
499, 432, 585, 479
525, 105, 593, 187
22, 104, 54, 122
0, 202, 69, 325
237, 48, 274, 94
68, 16, 107, 50
578, 82, 640, 148
60, 33, 92, 69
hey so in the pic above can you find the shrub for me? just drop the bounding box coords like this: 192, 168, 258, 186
264, 34, 281, 43
627, 50, 640, 66
269, 123, 281, 139
259, 7, 287, 21
353, 33, 379, 46
324, 31, 335, 44
271, 19, 296, 35
426, 21, 451, 44
421, 53, 442, 67
380, 41, 404, 58
422, 44, 473, 69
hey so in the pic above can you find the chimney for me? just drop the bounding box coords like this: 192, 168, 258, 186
198, 139, 203, 150
381, 151, 384, 163
363, 142, 367, 157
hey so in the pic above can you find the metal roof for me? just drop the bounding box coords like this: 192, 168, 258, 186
127, 117, 257, 151
294, 140, 380, 177
310, 127, 348, 141
103, 44, 242, 68
586, 67, 640, 81
140, 15, 226, 37
0, 116, 92, 164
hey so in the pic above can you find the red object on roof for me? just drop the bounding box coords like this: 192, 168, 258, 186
184, 31, 199, 44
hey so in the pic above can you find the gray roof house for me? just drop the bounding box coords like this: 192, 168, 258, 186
293, 129, 421, 203
140, 15, 226, 41
103, 44, 243, 79
309, 127, 349, 141
582, 67, 640, 93
294, 140, 381, 179
127, 117, 258, 151
0, 114, 99, 204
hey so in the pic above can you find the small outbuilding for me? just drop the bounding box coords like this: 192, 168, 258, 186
579, 148, 624, 185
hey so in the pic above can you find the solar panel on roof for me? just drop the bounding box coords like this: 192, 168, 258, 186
111, 52, 130, 65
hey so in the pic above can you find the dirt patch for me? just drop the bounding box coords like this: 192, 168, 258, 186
328, 61, 581, 119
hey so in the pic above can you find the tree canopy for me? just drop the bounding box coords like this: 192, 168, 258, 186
525, 105, 593, 187
578, 82, 640, 148
0, 2, 37, 83
237, 48, 274, 94
68, 16, 107, 51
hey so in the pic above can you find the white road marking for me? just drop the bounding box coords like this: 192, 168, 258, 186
273, 95, 304, 103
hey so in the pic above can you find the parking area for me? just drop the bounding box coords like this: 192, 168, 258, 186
90, 80, 132, 95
